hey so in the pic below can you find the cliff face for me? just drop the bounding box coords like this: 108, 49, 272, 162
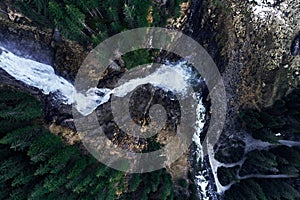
187, 0, 300, 111
185, 1, 300, 198
183, 0, 300, 151
1, 1, 300, 198
3, 0, 299, 119
1, 0, 299, 125
230, 0, 300, 109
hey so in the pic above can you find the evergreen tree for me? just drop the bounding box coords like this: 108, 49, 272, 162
224, 87, 300, 199
15, 0, 187, 44
128, 174, 142, 192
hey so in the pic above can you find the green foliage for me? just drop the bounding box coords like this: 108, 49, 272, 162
0, 126, 41, 151
48, 1, 86, 41
123, 0, 151, 28
224, 179, 267, 200
270, 146, 300, 169
259, 111, 285, 129
0, 156, 26, 182
223, 87, 300, 199
128, 174, 142, 192
222, 145, 300, 199
159, 173, 173, 200
121, 169, 174, 200
259, 179, 300, 200
0, 89, 123, 199
66, 157, 92, 179
11, 171, 34, 187
178, 178, 188, 188
149, 170, 162, 192
27, 130, 62, 162
214, 139, 245, 164
217, 166, 239, 186
240, 150, 278, 176
0, 89, 41, 125
239, 110, 264, 130
24, 0, 50, 15
188, 180, 200, 200
251, 128, 278, 143
14, 0, 52, 27
240, 87, 300, 141
143, 134, 161, 153
15, 0, 187, 44
0, 90, 41, 136
122, 49, 160, 70
0, 88, 180, 199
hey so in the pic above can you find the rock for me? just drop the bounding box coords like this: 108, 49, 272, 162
0, 18, 54, 65
291, 33, 300, 56
0, 69, 41, 96
53, 40, 89, 82
53, 28, 62, 42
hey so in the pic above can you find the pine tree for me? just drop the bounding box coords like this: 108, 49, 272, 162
67, 157, 92, 179
148, 170, 162, 192
27, 131, 62, 162
128, 174, 142, 192
0, 126, 41, 151
0, 156, 25, 182
0, 89, 41, 123
239, 110, 264, 130
159, 173, 173, 200
240, 150, 278, 176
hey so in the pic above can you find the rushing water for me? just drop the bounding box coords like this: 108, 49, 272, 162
0, 45, 211, 199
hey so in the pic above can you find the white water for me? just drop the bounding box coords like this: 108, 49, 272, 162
192, 93, 210, 200
0, 46, 193, 116
0, 46, 210, 199
75, 62, 195, 115
0, 47, 75, 103
4, 44, 299, 200
3, 43, 299, 199
210, 132, 300, 193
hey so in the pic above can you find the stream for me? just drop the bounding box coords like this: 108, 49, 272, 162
0, 45, 214, 199
0, 0, 299, 198
1, 33, 297, 200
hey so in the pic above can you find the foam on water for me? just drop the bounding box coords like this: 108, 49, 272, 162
0, 46, 75, 103
0, 46, 210, 199
112, 63, 191, 98
0, 46, 194, 116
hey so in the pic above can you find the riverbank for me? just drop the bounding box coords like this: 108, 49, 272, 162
185, 0, 300, 198
1, 0, 300, 199
0, 2, 202, 198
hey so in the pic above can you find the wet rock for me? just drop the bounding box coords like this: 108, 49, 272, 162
0, 18, 54, 65
60, 119, 76, 130
41, 92, 73, 126
291, 33, 300, 56
53, 28, 62, 42
0, 69, 41, 96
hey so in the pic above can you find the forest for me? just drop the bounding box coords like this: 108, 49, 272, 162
217, 87, 300, 199
0, 88, 198, 200
1, 0, 300, 199
0, 1, 195, 199
14, 0, 185, 44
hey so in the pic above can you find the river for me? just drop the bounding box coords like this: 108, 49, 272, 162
0, 45, 214, 199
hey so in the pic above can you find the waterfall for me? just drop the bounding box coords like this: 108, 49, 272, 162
0, 46, 200, 116
0, 45, 210, 199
